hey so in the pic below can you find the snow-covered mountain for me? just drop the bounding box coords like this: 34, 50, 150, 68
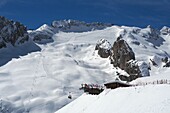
0, 16, 29, 48
0, 17, 170, 113
0, 16, 40, 66
28, 20, 112, 44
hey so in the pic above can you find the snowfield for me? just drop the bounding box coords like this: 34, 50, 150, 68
0, 25, 170, 113
56, 85, 170, 113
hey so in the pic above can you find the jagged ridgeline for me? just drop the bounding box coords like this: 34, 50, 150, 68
0, 16, 29, 48
29, 19, 112, 43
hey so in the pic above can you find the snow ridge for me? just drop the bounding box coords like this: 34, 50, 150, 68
29, 20, 112, 43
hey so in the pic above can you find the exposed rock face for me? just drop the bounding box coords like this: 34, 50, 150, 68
111, 37, 135, 69
143, 25, 160, 40
111, 37, 143, 81
150, 59, 158, 66
0, 16, 29, 48
95, 39, 112, 58
52, 19, 112, 32
162, 57, 168, 63
138, 25, 165, 47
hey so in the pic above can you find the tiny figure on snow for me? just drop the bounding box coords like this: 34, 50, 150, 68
68, 92, 72, 99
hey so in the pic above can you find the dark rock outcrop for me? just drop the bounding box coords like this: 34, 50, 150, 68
95, 39, 112, 58
110, 37, 143, 81
111, 37, 135, 69
162, 57, 168, 63
0, 16, 29, 48
163, 61, 170, 67
150, 59, 158, 66
162, 57, 170, 67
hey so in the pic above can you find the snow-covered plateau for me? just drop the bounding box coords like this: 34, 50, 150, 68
0, 19, 170, 113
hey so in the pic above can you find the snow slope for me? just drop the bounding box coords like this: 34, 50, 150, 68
0, 26, 120, 113
56, 85, 170, 113
0, 25, 170, 113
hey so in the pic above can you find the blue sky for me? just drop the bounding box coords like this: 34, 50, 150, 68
0, 0, 170, 29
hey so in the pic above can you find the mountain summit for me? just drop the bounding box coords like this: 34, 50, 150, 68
0, 16, 29, 48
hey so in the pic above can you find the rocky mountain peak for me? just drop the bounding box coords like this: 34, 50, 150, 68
0, 16, 29, 48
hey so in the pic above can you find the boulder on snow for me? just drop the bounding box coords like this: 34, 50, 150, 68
162, 57, 168, 63
0, 16, 29, 48
162, 57, 170, 67
163, 61, 170, 67
95, 39, 112, 58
